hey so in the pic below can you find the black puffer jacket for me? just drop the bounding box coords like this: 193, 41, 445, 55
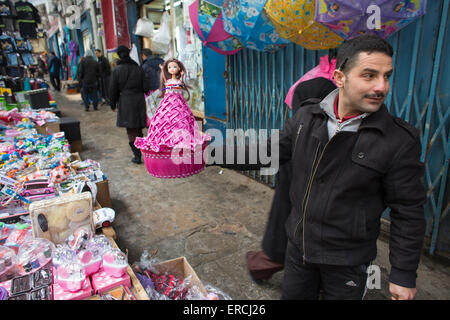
214, 95, 426, 288
109, 57, 150, 128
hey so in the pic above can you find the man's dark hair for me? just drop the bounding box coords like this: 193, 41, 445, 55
336, 35, 393, 73
95, 49, 102, 54
142, 48, 152, 58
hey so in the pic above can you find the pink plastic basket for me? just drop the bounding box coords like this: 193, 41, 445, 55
142, 142, 207, 179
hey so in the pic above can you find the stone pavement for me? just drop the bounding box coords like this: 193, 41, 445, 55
50, 89, 450, 300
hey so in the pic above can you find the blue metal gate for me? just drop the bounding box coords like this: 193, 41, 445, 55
223, 0, 449, 256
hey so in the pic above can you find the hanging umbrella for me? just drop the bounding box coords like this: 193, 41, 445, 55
314, 0, 427, 39
221, 0, 289, 52
264, 0, 343, 50
189, 0, 243, 55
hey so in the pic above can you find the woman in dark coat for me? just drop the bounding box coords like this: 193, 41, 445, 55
109, 45, 150, 164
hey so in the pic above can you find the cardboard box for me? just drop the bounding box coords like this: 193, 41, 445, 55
96, 180, 112, 208
29, 192, 94, 245
35, 122, 60, 136
151, 257, 207, 296
70, 140, 83, 153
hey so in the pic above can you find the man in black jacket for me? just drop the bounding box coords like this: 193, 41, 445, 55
77, 50, 100, 111
95, 49, 111, 105
141, 48, 163, 92
209, 35, 426, 300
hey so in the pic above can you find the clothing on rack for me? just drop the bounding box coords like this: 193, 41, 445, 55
14, 0, 40, 39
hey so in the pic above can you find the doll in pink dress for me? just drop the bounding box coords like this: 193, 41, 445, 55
135, 58, 209, 178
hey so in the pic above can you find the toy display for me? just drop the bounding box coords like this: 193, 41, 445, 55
55, 261, 86, 292
16, 238, 55, 275
0, 245, 17, 282
102, 248, 128, 278
93, 207, 115, 229
29, 192, 94, 245
5, 266, 54, 300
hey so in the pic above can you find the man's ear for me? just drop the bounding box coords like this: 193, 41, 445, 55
333, 69, 345, 88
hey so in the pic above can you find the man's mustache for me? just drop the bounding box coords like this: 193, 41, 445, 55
364, 93, 386, 99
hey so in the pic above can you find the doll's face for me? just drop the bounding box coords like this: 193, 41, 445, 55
168, 62, 180, 75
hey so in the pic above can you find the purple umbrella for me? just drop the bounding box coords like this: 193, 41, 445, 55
315, 0, 427, 39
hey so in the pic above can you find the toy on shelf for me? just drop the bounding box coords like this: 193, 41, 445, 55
55, 261, 86, 292
16, 238, 55, 275
0, 245, 18, 282
102, 248, 128, 278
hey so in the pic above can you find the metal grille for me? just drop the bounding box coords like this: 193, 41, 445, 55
225, 0, 449, 256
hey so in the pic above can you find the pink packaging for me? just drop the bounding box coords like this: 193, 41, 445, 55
78, 251, 102, 276
53, 278, 92, 300
54, 263, 86, 292
102, 249, 128, 278
90, 267, 131, 295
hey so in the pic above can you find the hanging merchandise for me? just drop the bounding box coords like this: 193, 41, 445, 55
151, 12, 171, 55
101, 0, 131, 52
264, 0, 343, 50
221, 0, 289, 52
130, 44, 140, 65
15, 37, 33, 66
314, 0, 427, 39
14, 1, 41, 39
68, 41, 79, 81
134, 18, 154, 38
189, 0, 243, 55
0, 35, 18, 66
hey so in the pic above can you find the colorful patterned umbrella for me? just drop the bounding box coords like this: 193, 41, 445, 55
221, 0, 289, 52
189, 0, 243, 55
314, 0, 427, 39
264, 0, 343, 50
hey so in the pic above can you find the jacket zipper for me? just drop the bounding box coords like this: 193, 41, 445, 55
297, 136, 335, 264
293, 143, 320, 246
292, 124, 304, 156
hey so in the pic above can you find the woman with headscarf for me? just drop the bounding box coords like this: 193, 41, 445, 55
109, 45, 150, 164
77, 49, 100, 111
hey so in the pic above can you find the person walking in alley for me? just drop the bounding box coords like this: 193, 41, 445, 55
246, 76, 337, 283
141, 48, 164, 92
77, 50, 100, 112
95, 49, 111, 106
208, 35, 426, 300
109, 45, 150, 164
47, 52, 61, 91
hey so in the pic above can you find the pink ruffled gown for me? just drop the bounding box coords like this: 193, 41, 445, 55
135, 78, 209, 178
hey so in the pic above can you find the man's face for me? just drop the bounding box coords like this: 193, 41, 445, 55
335, 52, 393, 114
95, 51, 101, 58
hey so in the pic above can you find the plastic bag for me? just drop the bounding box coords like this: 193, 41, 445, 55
135, 18, 154, 38
284, 55, 336, 109
152, 12, 171, 55
145, 90, 161, 126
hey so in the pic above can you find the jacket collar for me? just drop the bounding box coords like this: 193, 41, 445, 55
310, 89, 389, 135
